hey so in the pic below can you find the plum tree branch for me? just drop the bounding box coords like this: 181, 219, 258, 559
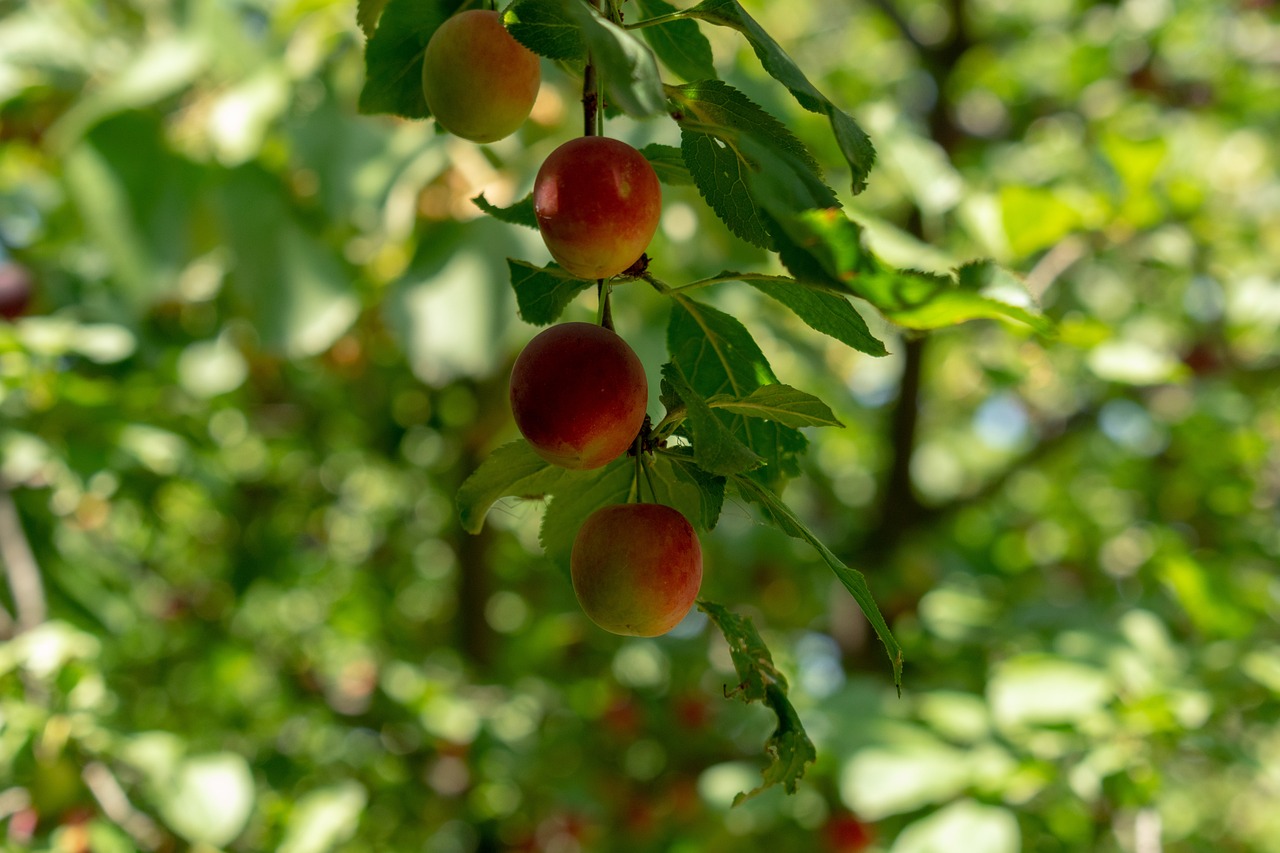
0, 480, 46, 638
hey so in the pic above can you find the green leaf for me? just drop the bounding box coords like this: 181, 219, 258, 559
662, 363, 764, 476
649, 449, 725, 531
568, 2, 667, 117
667, 296, 807, 486
685, 0, 876, 194
746, 278, 887, 356
698, 601, 817, 803
357, 0, 389, 37
771, 208, 1053, 335
539, 459, 636, 571
730, 473, 903, 688
505, 0, 585, 61
506, 259, 597, 325
670, 80, 837, 249
456, 440, 568, 534
158, 753, 255, 847
279, 781, 368, 853
473, 192, 538, 229
359, 0, 465, 118
639, 143, 694, 185
219, 167, 359, 358
709, 384, 844, 429
999, 184, 1082, 259
632, 0, 716, 83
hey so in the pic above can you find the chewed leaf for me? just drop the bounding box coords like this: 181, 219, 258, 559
699, 601, 816, 803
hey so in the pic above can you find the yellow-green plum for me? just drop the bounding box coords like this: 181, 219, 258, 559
509, 322, 648, 469
534, 136, 661, 280
421, 10, 541, 143
571, 503, 702, 637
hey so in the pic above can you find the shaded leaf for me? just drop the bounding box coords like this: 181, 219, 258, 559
359, 0, 464, 118
640, 142, 694, 185
357, 0, 389, 37
567, 2, 666, 117
505, 0, 585, 61
662, 363, 764, 476
667, 296, 807, 486
670, 80, 836, 249
473, 192, 538, 229
731, 473, 903, 687
649, 449, 725, 531
686, 0, 875, 194
507, 259, 597, 325
456, 440, 568, 534
539, 459, 636, 571
633, 0, 716, 83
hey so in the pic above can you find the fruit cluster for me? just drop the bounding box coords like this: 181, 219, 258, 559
423, 9, 701, 637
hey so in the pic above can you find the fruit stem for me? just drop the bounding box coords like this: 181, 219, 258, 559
596, 280, 614, 330
621, 10, 690, 30
640, 455, 660, 504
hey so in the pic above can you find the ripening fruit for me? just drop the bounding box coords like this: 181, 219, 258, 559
571, 503, 702, 637
0, 261, 33, 320
534, 136, 661, 280
421, 10, 541, 143
510, 322, 648, 469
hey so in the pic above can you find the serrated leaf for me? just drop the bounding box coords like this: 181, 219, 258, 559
668, 296, 807, 486
670, 80, 836, 249
639, 143, 694, 185
709, 384, 844, 429
662, 363, 764, 476
505, 0, 585, 61
746, 278, 887, 356
567, 2, 667, 117
650, 450, 725, 531
632, 0, 716, 82
539, 459, 637, 571
686, 0, 875, 194
770, 208, 1053, 335
474, 192, 538, 229
357, 0, 389, 37
456, 440, 568, 534
730, 474, 902, 687
507, 259, 597, 325
699, 601, 816, 803
358, 0, 464, 118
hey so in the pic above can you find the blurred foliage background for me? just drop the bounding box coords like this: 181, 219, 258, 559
2, 0, 1279, 850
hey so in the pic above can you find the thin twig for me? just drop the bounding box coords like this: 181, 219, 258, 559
82, 761, 166, 850
0, 481, 46, 636
622, 10, 690, 30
